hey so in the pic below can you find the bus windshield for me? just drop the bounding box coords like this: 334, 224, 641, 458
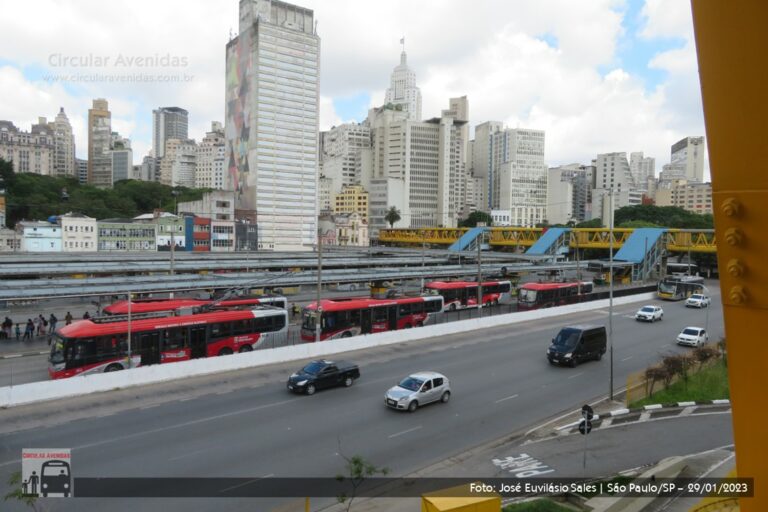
301, 311, 316, 331
658, 281, 677, 294
518, 288, 537, 303
50, 336, 66, 365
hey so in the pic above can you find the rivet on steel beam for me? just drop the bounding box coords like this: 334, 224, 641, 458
729, 286, 747, 305
724, 228, 743, 246
721, 198, 741, 217
727, 259, 745, 278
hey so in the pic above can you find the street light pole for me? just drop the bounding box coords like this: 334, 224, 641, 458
477, 230, 483, 315
127, 291, 133, 368
608, 188, 615, 401
315, 227, 323, 343
421, 230, 426, 292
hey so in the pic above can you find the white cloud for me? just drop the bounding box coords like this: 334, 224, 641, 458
0, 0, 707, 178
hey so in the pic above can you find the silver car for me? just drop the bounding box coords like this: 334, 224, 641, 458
385, 372, 451, 412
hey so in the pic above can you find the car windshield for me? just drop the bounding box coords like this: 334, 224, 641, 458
398, 376, 424, 391
640, 306, 654, 313
301, 362, 325, 375
553, 328, 580, 350
682, 328, 701, 336
518, 289, 537, 303
49, 336, 66, 365
690, 294, 703, 300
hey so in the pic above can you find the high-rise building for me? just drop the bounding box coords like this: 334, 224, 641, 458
319, 123, 371, 196
159, 139, 197, 188
655, 179, 712, 214
441, 96, 470, 218
384, 43, 422, 121
592, 152, 643, 223
226, 0, 320, 251
196, 122, 227, 190
489, 127, 547, 227
87, 99, 112, 187
153, 107, 189, 159
629, 152, 655, 193
49, 108, 76, 178
333, 185, 369, 223
76, 158, 88, 184
470, 121, 504, 211
110, 133, 132, 184
671, 136, 705, 182
0, 120, 54, 175
547, 164, 593, 225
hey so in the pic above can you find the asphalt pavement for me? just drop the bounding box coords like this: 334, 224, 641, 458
0, 290, 726, 512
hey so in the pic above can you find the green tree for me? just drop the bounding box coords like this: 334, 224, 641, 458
459, 211, 493, 227
613, 204, 713, 229
335, 450, 389, 512
575, 218, 603, 228
4, 471, 41, 510
618, 219, 663, 228
384, 206, 401, 228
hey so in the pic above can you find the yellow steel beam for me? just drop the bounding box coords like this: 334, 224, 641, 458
488, 227, 542, 247
692, 1, 768, 509
569, 228, 633, 249
666, 230, 717, 254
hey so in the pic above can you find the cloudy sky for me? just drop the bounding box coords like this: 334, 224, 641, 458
0, 0, 706, 177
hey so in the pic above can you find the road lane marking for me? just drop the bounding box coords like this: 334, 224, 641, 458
495, 394, 519, 403
140, 403, 161, 410
169, 448, 210, 461
567, 372, 584, 380
621, 356, 633, 362
388, 426, 422, 439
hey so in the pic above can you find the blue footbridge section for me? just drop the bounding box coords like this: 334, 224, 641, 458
448, 227, 487, 252
614, 228, 666, 280
526, 227, 569, 256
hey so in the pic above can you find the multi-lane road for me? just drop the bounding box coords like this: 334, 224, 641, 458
0, 290, 725, 511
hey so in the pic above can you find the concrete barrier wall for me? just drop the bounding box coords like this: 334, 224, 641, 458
0, 292, 655, 408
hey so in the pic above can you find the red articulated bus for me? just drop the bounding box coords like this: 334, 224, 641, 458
517, 281, 594, 310
102, 295, 287, 315
48, 307, 288, 379
300, 295, 444, 341
424, 280, 513, 312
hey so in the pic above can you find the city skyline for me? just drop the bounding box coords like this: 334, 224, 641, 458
0, 0, 705, 177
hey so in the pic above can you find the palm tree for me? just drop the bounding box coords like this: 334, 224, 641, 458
384, 206, 401, 228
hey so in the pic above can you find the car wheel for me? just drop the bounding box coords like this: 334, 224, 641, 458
218, 347, 233, 356
239, 345, 253, 353
569, 359, 577, 368
344, 376, 353, 387
595, 351, 603, 361
306, 384, 316, 395
407, 400, 418, 412
105, 363, 123, 373
441, 391, 451, 403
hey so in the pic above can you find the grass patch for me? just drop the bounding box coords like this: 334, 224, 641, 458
630, 360, 729, 408
503, 499, 574, 512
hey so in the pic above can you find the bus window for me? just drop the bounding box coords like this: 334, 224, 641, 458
95, 337, 119, 359
411, 302, 424, 314
373, 306, 388, 322
232, 319, 252, 336
500, 282, 511, 293
162, 328, 186, 350
210, 323, 231, 339
424, 299, 443, 313
398, 303, 411, 316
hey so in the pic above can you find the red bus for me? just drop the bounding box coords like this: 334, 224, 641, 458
48, 307, 288, 379
424, 280, 513, 311
300, 295, 444, 341
517, 281, 594, 310
102, 295, 287, 315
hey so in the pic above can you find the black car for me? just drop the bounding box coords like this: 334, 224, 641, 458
287, 359, 360, 395
547, 324, 606, 367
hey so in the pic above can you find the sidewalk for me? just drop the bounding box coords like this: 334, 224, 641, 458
0, 335, 53, 358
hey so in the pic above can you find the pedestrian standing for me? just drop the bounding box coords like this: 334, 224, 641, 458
49, 313, 58, 335
23, 319, 34, 341
15, 323, 21, 341
33, 315, 42, 336
38, 314, 47, 337
65, 311, 73, 325
82, 311, 90, 320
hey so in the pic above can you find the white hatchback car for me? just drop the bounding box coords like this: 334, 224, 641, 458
385, 372, 450, 412
676, 326, 709, 347
685, 294, 711, 308
635, 305, 664, 322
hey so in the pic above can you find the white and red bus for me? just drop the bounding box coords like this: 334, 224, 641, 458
424, 280, 513, 311
300, 295, 444, 341
48, 307, 288, 379
102, 295, 287, 315
517, 281, 594, 310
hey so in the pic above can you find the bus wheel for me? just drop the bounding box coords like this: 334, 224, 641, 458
340, 331, 352, 338
494, 299, 499, 306
449, 303, 457, 312
239, 345, 253, 353
416, 321, 424, 327
404, 324, 412, 329
218, 348, 234, 356
105, 364, 123, 373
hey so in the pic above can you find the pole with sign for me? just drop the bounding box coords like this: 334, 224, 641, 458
580, 404, 594, 471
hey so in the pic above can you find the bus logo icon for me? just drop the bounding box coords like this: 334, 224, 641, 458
21, 449, 72, 498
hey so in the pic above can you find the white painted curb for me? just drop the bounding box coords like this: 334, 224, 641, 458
711, 399, 730, 405
610, 408, 630, 417
0, 292, 655, 408
643, 404, 663, 410
677, 401, 697, 407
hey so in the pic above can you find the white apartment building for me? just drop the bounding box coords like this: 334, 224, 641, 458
110, 133, 132, 184
0, 120, 54, 175
470, 121, 504, 211
160, 138, 197, 188
0, 227, 20, 252
384, 47, 422, 121
196, 122, 227, 190
671, 136, 705, 182
60, 212, 97, 252
318, 175, 333, 214
178, 190, 236, 252
656, 179, 713, 214
487, 127, 547, 227
547, 164, 593, 224
225, 0, 320, 251
19, 221, 61, 252
319, 123, 371, 195
629, 152, 655, 193
592, 152, 643, 223
49, 108, 76, 178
